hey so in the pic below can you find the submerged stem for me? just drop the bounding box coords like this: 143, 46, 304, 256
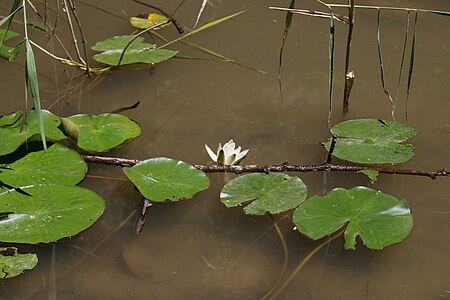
265, 228, 345, 299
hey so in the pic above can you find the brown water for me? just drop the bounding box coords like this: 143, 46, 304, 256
1, 0, 450, 299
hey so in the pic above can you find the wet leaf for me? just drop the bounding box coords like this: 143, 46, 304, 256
357, 170, 379, 183
91, 35, 177, 66
220, 173, 307, 215
0, 110, 66, 156
0, 247, 37, 278
0, 185, 105, 244
0, 29, 20, 60
66, 113, 141, 153
129, 14, 170, 30
123, 157, 210, 202
0, 144, 87, 186
324, 119, 416, 164
293, 186, 413, 250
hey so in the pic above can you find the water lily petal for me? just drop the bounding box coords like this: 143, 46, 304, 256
225, 153, 236, 165
217, 149, 225, 165
234, 149, 249, 165
205, 144, 218, 162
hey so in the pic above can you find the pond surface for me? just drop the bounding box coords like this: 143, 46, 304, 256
1, 0, 450, 299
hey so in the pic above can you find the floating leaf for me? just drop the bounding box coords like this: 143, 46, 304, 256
324, 119, 416, 164
91, 35, 177, 66
0, 247, 38, 278
0, 110, 66, 156
0, 144, 87, 187
65, 113, 141, 153
293, 186, 413, 250
123, 157, 210, 202
220, 173, 307, 215
0, 185, 105, 244
129, 14, 170, 30
357, 170, 379, 183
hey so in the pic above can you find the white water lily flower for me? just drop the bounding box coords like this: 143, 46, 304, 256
205, 139, 249, 165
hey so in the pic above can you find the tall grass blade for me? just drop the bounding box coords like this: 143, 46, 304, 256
376, 10, 395, 119
180, 40, 266, 74
158, 11, 245, 49
194, 0, 208, 29
25, 39, 47, 151
394, 11, 410, 113
22, 1, 46, 150
328, 9, 335, 124
405, 12, 418, 119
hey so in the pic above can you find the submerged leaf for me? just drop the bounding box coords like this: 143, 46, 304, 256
0, 144, 87, 187
220, 173, 307, 215
0, 185, 105, 244
66, 113, 141, 153
324, 119, 416, 164
0, 247, 38, 278
123, 157, 210, 202
92, 35, 177, 66
293, 186, 413, 250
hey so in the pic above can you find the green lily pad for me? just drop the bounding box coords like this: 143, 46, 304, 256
0, 247, 38, 278
293, 186, 413, 250
123, 157, 210, 202
65, 113, 141, 153
220, 173, 308, 215
0, 144, 87, 187
0, 185, 105, 244
0, 110, 66, 156
324, 119, 416, 164
91, 35, 178, 66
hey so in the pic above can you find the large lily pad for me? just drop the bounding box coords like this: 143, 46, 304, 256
293, 186, 413, 250
0, 110, 66, 156
123, 157, 210, 202
0, 143, 87, 187
0, 247, 38, 278
220, 173, 308, 215
91, 35, 177, 66
324, 119, 416, 164
64, 113, 141, 153
0, 185, 105, 244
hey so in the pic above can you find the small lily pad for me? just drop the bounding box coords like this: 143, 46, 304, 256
91, 35, 177, 66
293, 186, 413, 250
0, 247, 38, 278
129, 14, 170, 30
0, 110, 66, 156
65, 113, 141, 153
0, 143, 87, 187
324, 119, 416, 164
123, 157, 210, 202
0, 185, 105, 244
358, 170, 379, 183
220, 173, 308, 215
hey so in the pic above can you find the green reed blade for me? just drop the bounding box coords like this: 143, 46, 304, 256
158, 11, 245, 49
376, 9, 394, 118
394, 11, 410, 109
278, 0, 296, 78
405, 12, 418, 119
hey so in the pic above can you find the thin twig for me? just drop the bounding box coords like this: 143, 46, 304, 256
135, 198, 152, 234
67, 0, 90, 74
62, 0, 85, 64
82, 155, 450, 180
